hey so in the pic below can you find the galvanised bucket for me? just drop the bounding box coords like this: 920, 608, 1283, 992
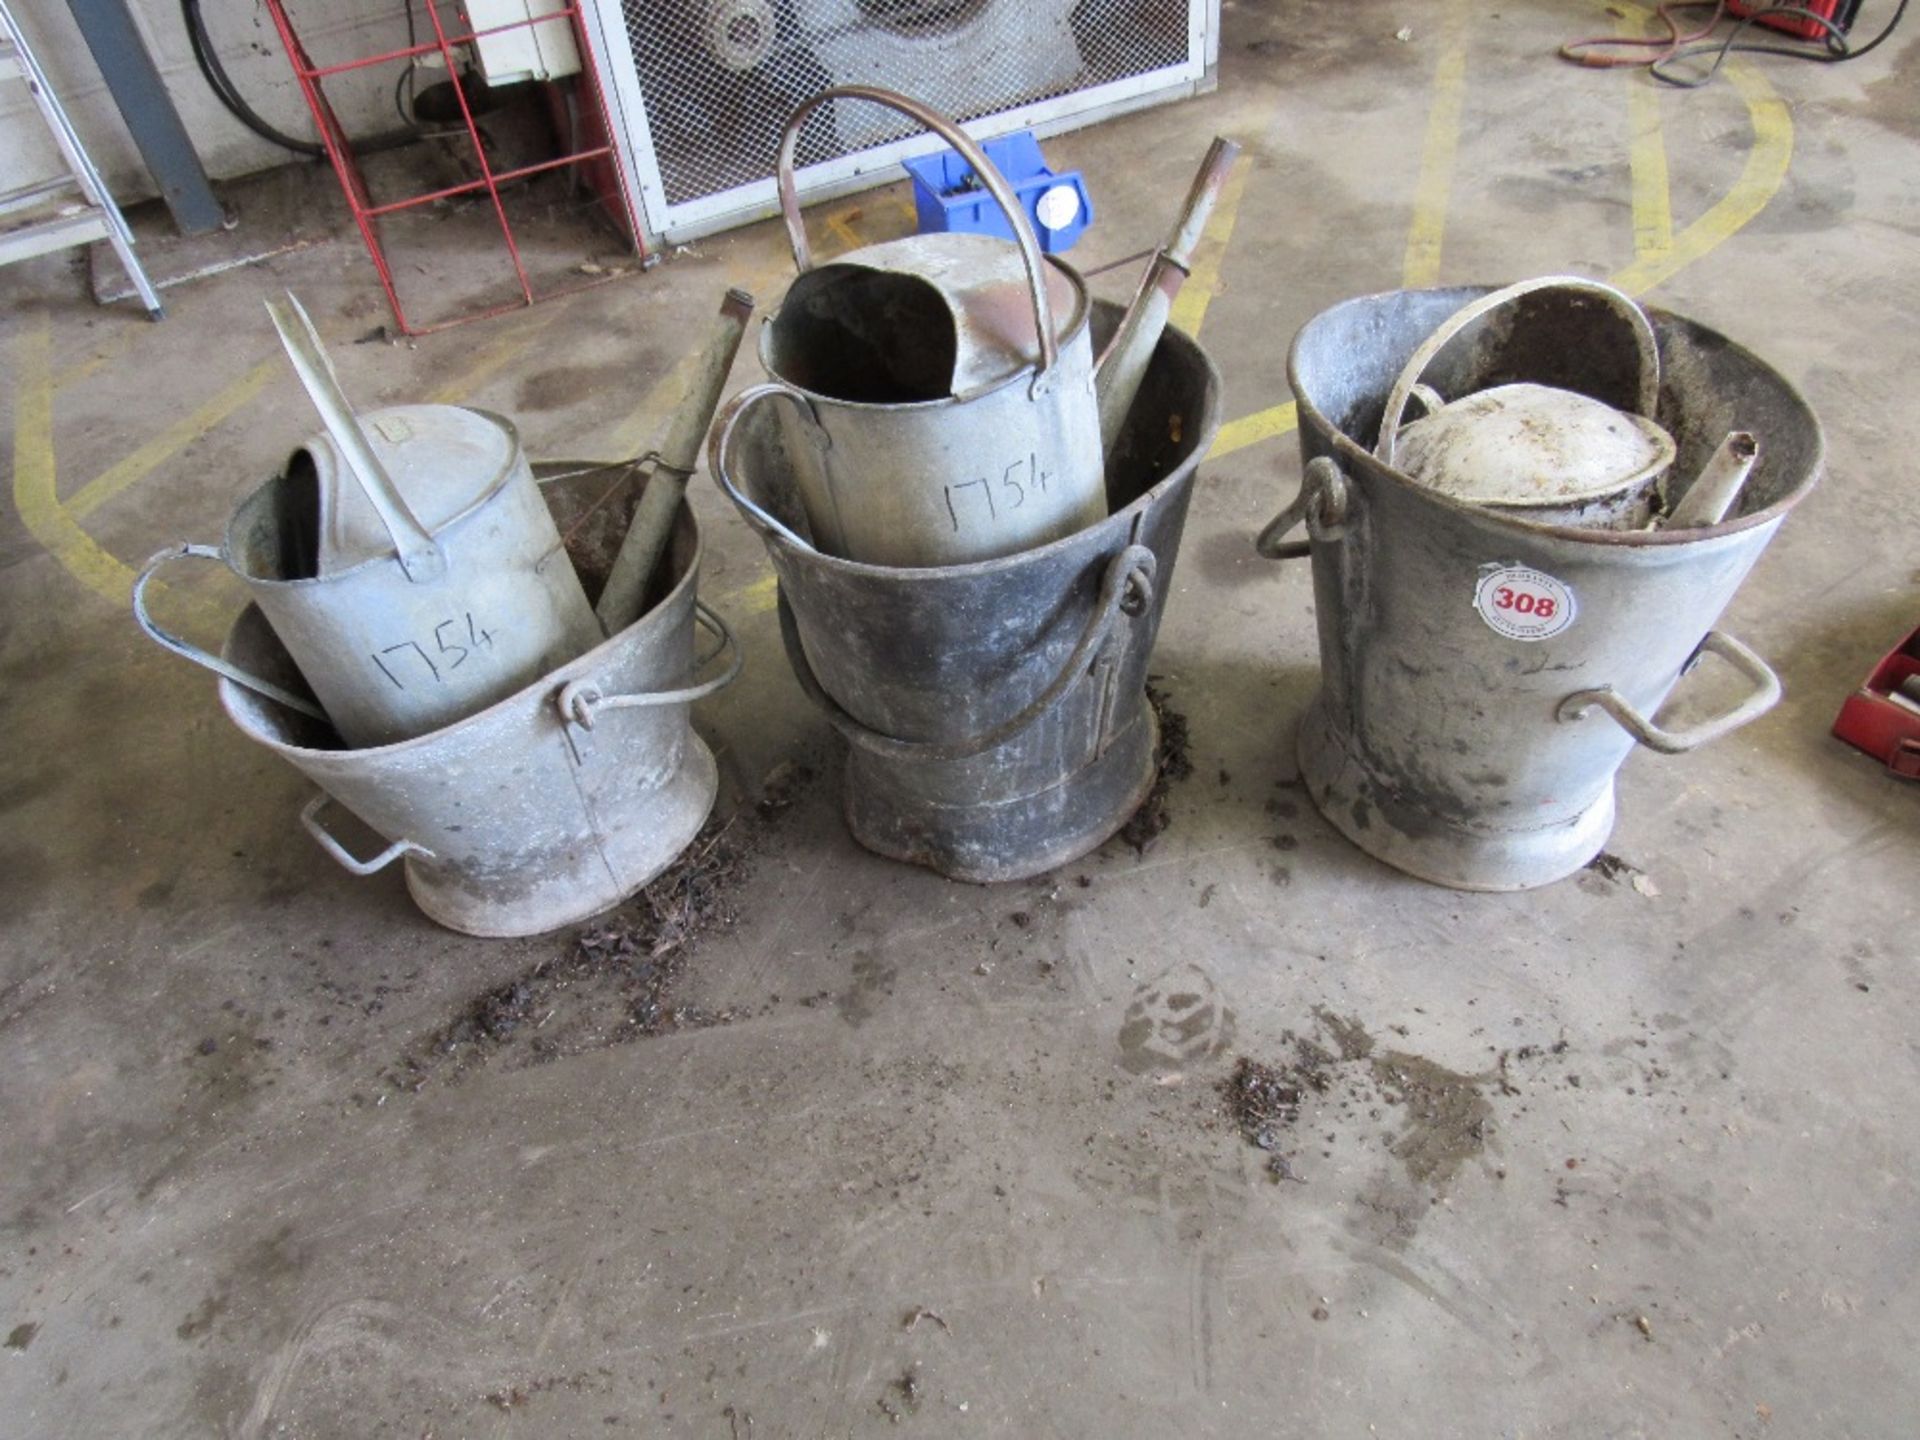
215, 463, 739, 938
1266, 285, 1824, 891
712, 303, 1220, 882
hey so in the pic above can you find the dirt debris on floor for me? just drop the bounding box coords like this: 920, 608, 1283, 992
388, 820, 750, 1088
755, 757, 818, 819
1118, 678, 1195, 855
1220, 1009, 1515, 1188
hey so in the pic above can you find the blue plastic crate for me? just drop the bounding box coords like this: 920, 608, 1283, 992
902, 130, 1093, 255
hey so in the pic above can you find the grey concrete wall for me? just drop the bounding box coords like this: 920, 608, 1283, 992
2, 0, 416, 206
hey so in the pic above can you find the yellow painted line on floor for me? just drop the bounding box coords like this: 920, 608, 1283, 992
715, 571, 780, 617
1609, 61, 1792, 297
10, 318, 139, 606
65, 359, 280, 523
1208, 400, 1298, 462
1402, 0, 1470, 288
1624, 8, 1674, 262
825, 205, 866, 257
1168, 151, 1254, 338
423, 308, 560, 405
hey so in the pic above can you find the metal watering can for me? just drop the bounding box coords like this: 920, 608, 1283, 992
134, 294, 602, 748
1264, 280, 1822, 891
720, 86, 1106, 568
1375, 277, 1676, 529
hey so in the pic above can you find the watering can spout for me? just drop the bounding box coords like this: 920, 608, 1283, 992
265, 291, 447, 584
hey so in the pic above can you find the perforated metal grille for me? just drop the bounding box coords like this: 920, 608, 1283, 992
617, 0, 1196, 207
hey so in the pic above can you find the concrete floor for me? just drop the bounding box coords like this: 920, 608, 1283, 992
4, 2, 1918, 1435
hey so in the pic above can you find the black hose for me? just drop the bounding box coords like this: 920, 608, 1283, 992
1651, 0, 1912, 87
181, 0, 427, 158
182, 0, 324, 156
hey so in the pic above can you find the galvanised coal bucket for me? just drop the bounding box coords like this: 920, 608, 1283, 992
215, 463, 739, 938
1265, 285, 1823, 891
712, 304, 1221, 882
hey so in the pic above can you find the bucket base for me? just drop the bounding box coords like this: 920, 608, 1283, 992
842, 704, 1159, 885
1296, 695, 1615, 892
401, 735, 719, 938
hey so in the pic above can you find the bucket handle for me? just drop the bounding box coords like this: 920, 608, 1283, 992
1374, 276, 1662, 469
555, 601, 744, 730
265, 292, 448, 585
1557, 630, 1781, 754
300, 792, 433, 876
708, 382, 826, 553
776, 544, 1158, 764
132, 544, 331, 723
1256, 457, 1352, 560
774, 86, 1059, 377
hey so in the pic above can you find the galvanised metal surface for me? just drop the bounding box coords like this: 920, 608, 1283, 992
1376, 277, 1673, 530
713, 301, 1220, 883
212, 465, 738, 938
134, 404, 605, 749
735, 88, 1105, 569
1267, 285, 1824, 892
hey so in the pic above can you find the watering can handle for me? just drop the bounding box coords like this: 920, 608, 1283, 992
1256, 457, 1352, 560
132, 544, 331, 723
265, 292, 448, 585
299, 792, 432, 876
1556, 630, 1782, 754
774, 86, 1059, 377
775, 544, 1158, 764
1374, 276, 1662, 469
555, 602, 744, 729
707, 382, 826, 553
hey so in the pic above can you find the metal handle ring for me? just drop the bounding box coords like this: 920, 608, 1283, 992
557, 601, 744, 731
707, 382, 823, 554
132, 544, 331, 721
778, 543, 1158, 763
1256, 457, 1351, 560
1375, 276, 1662, 469
299, 792, 432, 876
1556, 629, 1782, 754
773, 85, 1059, 377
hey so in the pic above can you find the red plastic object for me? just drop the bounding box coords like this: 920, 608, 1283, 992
262, 1, 645, 336
1832, 624, 1920, 779
1726, 0, 1857, 44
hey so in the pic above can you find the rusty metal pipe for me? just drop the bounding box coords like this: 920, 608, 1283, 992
1095, 135, 1240, 455
595, 287, 754, 633
1662, 431, 1759, 528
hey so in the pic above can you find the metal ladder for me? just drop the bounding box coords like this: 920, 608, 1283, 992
0, 0, 162, 317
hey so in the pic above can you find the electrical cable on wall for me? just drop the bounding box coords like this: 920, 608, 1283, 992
1560, 0, 1909, 88
181, 0, 426, 157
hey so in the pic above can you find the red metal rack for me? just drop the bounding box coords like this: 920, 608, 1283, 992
262, 0, 645, 335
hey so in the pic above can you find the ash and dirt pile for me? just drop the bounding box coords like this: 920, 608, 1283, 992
392, 821, 749, 1087
1220, 1008, 1497, 1188
1119, 679, 1194, 854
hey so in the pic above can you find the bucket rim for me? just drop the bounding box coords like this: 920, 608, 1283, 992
756, 253, 1095, 412
1286, 284, 1826, 549
228, 406, 530, 586
740, 320, 1225, 581
217, 463, 705, 760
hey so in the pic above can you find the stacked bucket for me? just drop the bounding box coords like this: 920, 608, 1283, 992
135, 297, 742, 936
710, 88, 1225, 882
135, 85, 1826, 932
